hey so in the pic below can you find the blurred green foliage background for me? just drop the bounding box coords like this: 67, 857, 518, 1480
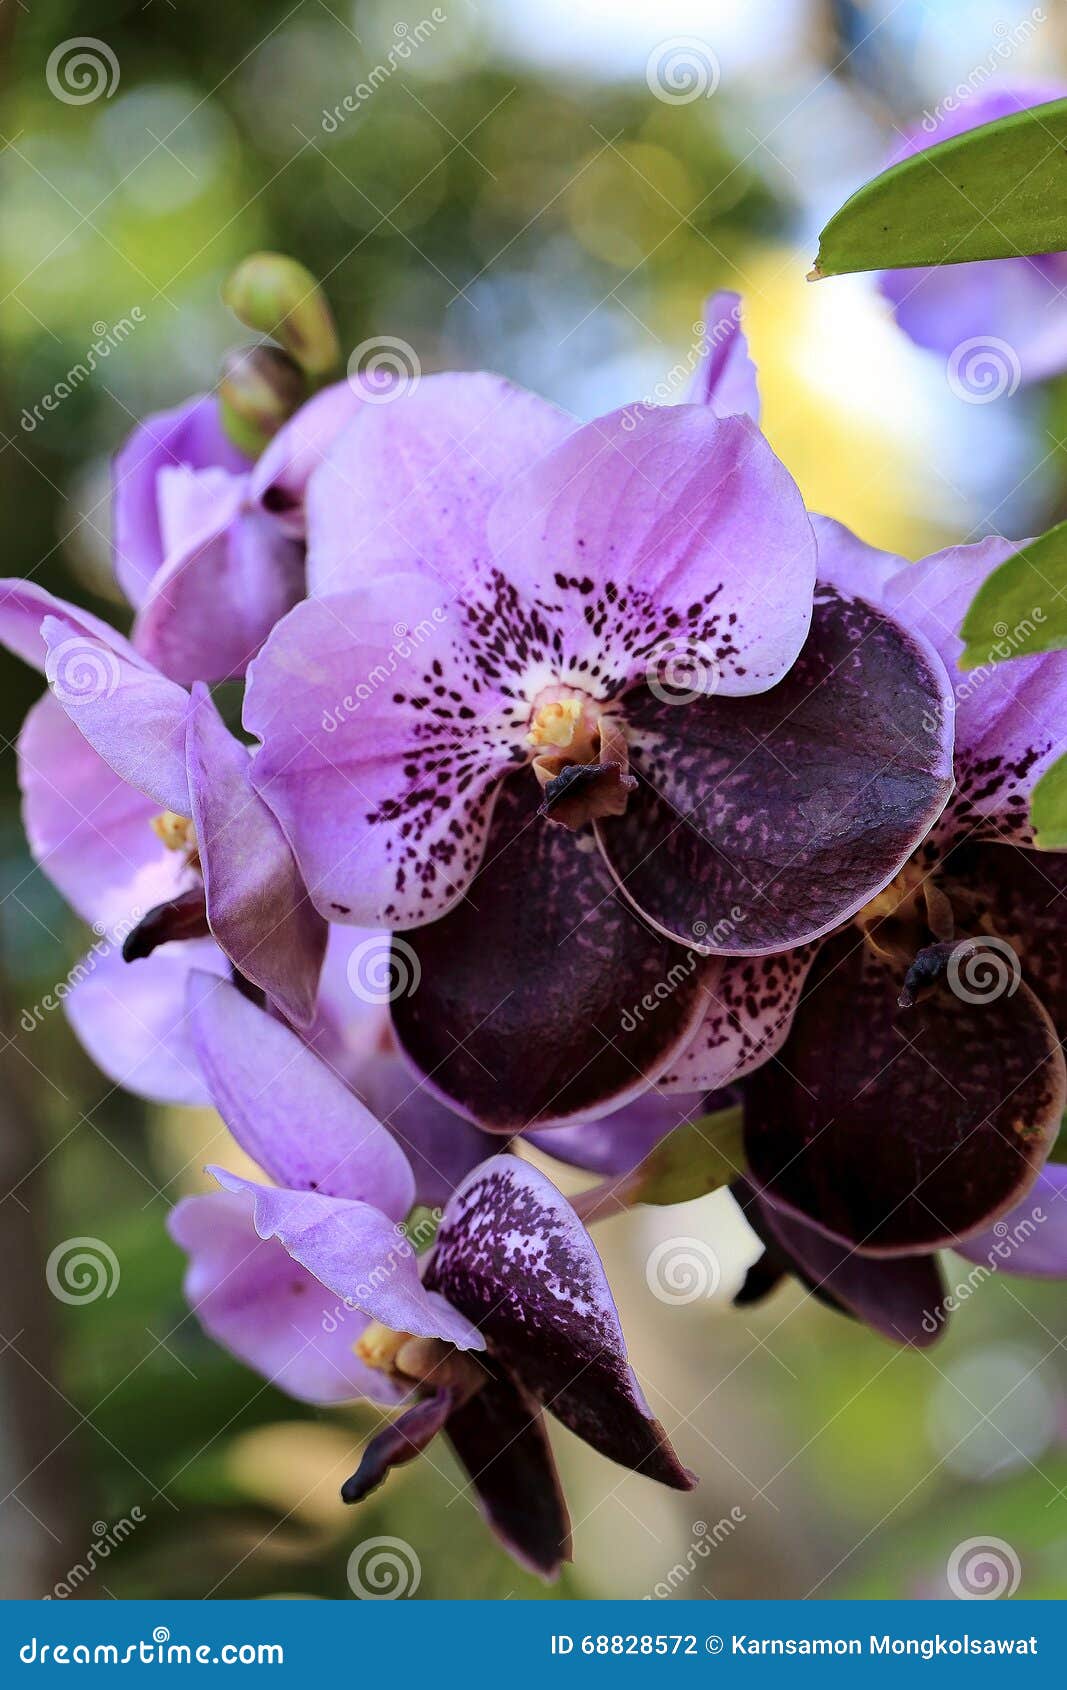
1, 0, 1066, 1602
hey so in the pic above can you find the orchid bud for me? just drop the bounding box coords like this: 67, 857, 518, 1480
222, 253, 340, 377
218, 343, 306, 454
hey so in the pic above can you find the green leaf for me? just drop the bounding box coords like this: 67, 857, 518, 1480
958, 521, 1067, 668
626, 1104, 744, 1207
1047, 1113, 1067, 1164
812, 96, 1067, 278
1032, 754, 1067, 849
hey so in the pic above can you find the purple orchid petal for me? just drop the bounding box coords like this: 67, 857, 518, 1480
879, 537, 1067, 850
0, 578, 145, 672
735, 1180, 946, 1347
487, 404, 815, 697
133, 495, 304, 687
18, 693, 190, 931
341, 1389, 456, 1503
390, 773, 714, 1130
744, 928, 1066, 1256
812, 514, 907, 603
660, 945, 820, 1094
28, 607, 190, 816
956, 1165, 1067, 1279
244, 580, 520, 928
596, 584, 954, 954
351, 1050, 495, 1208
186, 970, 414, 1220
250, 381, 366, 537
426, 1155, 693, 1487
186, 683, 326, 1027
527, 1088, 707, 1177
445, 1367, 571, 1580
685, 290, 760, 421
878, 86, 1067, 383
112, 393, 248, 608
66, 937, 225, 1106
168, 1189, 403, 1406
305, 371, 574, 598
207, 1168, 484, 1349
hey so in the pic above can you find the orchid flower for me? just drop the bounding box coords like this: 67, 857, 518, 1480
244, 371, 953, 1130
114, 382, 362, 685
169, 974, 692, 1578
0, 580, 326, 1099
876, 84, 1067, 383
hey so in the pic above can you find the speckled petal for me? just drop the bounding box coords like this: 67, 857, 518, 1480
187, 970, 414, 1220
187, 683, 326, 1025
446, 1366, 571, 1579
660, 945, 820, 1093
596, 585, 954, 953
305, 371, 574, 597
390, 773, 716, 1131
744, 929, 1066, 1255
244, 580, 523, 927
487, 405, 815, 697
168, 1189, 403, 1406
947, 838, 1067, 1036
426, 1155, 693, 1487
734, 1180, 946, 1346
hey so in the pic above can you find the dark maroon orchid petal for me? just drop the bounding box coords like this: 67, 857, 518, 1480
426, 1156, 694, 1489
947, 839, 1067, 1037
187, 683, 327, 1028
341, 1389, 455, 1505
744, 929, 1066, 1256
733, 1180, 946, 1347
732, 1247, 788, 1307
596, 585, 954, 955
446, 1367, 571, 1581
122, 886, 210, 961
390, 773, 715, 1131
660, 945, 820, 1093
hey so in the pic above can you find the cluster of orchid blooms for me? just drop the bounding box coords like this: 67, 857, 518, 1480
4, 87, 1067, 1581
